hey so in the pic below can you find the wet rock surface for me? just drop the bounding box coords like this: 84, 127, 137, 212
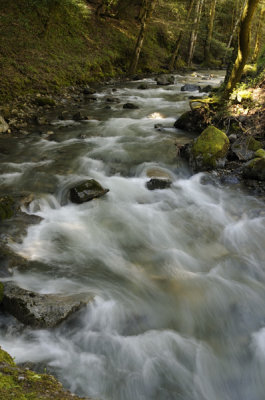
146, 178, 172, 190
69, 179, 109, 203
2, 282, 93, 328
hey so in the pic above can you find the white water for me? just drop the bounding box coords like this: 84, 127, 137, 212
1, 72, 265, 400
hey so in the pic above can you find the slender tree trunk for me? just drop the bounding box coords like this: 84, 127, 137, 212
222, 0, 247, 65
251, 6, 265, 61
169, 0, 195, 71
128, 0, 157, 75
224, 0, 260, 97
204, 0, 217, 64
187, 0, 204, 67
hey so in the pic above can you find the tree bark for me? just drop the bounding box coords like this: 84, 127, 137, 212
204, 0, 217, 64
224, 0, 260, 97
222, 0, 247, 65
251, 5, 265, 61
187, 0, 204, 67
128, 0, 157, 75
169, 0, 195, 71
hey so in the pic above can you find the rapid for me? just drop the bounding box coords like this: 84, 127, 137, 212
1, 72, 265, 400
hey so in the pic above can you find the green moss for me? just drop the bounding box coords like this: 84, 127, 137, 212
0, 347, 87, 400
0, 196, 15, 221
247, 137, 262, 151
191, 125, 230, 169
255, 148, 265, 158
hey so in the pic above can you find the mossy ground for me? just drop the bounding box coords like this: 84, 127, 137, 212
0, 347, 88, 400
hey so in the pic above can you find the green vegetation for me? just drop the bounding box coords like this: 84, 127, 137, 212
0, 196, 15, 221
0, 347, 87, 400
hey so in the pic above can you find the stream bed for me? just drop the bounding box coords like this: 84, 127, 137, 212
1, 72, 265, 400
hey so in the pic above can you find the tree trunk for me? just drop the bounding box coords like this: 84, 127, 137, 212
251, 5, 265, 61
128, 0, 156, 75
187, 0, 204, 67
169, 0, 195, 71
222, 0, 247, 66
204, 0, 217, 64
224, 0, 260, 97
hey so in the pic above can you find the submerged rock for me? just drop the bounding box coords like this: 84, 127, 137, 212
0, 116, 9, 133
190, 125, 230, 171
2, 282, 93, 328
69, 179, 109, 203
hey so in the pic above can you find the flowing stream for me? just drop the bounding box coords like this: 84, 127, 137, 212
1, 72, 265, 400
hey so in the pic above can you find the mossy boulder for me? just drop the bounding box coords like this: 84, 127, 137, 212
0, 196, 15, 221
255, 149, 265, 158
243, 158, 265, 181
190, 125, 230, 171
69, 179, 109, 204
0, 347, 90, 399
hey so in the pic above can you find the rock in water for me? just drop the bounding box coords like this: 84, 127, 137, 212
146, 178, 172, 190
156, 75, 174, 86
2, 282, 93, 328
0, 116, 9, 133
123, 103, 139, 109
181, 84, 201, 92
69, 179, 109, 203
190, 125, 230, 171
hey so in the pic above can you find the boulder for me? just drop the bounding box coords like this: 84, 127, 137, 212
190, 125, 230, 171
2, 282, 93, 328
231, 136, 263, 161
156, 75, 174, 86
0, 116, 9, 133
174, 108, 208, 133
200, 85, 213, 93
69, 179, 109, 203
123, 103, 139, 109
181, 84, 201, 92
146, 178, 172, 190
243, 158, 265, 181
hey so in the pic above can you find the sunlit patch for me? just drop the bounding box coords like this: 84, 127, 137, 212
147, 112, 165, 119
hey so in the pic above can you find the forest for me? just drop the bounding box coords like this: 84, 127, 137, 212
0, 1, 265, 400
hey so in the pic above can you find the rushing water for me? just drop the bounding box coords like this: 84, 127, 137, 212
1, 72, 265, 400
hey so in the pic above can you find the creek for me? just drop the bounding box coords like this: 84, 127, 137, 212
1, 72, 265, 400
